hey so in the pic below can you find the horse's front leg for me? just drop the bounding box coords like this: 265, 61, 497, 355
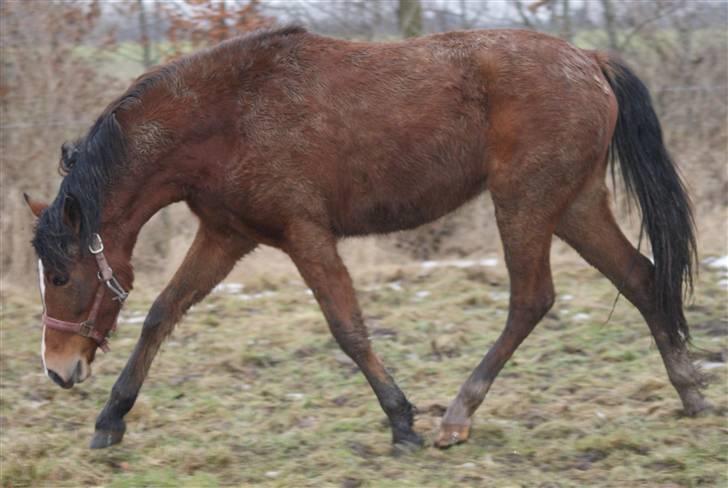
90, 226, 255, 448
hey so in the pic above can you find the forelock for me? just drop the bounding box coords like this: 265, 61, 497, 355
32, 203, 78, 275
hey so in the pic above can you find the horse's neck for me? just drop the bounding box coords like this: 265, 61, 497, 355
98, 168, 184, 260
97, 72, 230, 257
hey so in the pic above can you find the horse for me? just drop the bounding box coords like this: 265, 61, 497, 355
26, 26, 711, 450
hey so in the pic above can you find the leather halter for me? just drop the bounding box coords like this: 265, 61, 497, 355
39, 233, 129, 353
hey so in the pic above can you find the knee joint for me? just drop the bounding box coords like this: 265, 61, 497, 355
511, 289, 555, 321
142, 299, 175, 335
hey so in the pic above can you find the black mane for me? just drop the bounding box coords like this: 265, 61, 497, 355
32, 111, 127, 273
32, 25, 307, 273
32, 42, 187, 272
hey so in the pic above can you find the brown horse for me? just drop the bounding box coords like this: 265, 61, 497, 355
26, 26, 711, 450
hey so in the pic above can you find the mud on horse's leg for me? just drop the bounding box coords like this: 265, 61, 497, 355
91, 227, 255, 448
285, 222, 423, 448
436, 208, 556, 448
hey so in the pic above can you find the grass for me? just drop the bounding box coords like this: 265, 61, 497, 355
1, 257, 726, 487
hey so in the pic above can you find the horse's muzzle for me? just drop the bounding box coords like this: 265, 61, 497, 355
47, 360, 88, 389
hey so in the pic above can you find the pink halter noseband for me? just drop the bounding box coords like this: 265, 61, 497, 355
39, 233, 128, 353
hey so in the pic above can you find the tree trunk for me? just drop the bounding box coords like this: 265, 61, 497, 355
398, 0, 422, 38
560, 0, 573, 42
217, 2, 228, 43
137, 0, 152, 69
371, 0, 382, 39
600, 0, 619, 50
458, 0, 470, 29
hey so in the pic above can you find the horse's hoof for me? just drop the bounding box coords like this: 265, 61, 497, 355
392, 431, 424, 456
684, 400, 714, 417
393, 429, 424, 447
434, 422, 470, 449
89, 429, 125, 449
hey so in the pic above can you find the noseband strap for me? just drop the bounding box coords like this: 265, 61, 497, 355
42, 286, 109, 351
41, 233, 128, 353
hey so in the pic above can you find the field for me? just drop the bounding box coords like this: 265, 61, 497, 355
1, 253, 726, 487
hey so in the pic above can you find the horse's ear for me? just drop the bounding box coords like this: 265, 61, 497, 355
61, 142, 73, 160
23, 193, 48, 218
59, 141, 78, 175
62, 193, 82, 235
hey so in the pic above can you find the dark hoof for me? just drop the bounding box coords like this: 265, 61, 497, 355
90, 429, 125, 449
392, 435, 424, 456
392, 430, 424, 455
684, 401, 714, 418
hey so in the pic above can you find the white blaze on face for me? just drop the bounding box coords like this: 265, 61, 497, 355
37, 259, 48, 375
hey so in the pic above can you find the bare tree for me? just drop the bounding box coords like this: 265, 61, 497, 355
0, 1, 123, 286
560, 0, 572, 42
1, 0, 725, 280
398, 0, 422, 38
600, 0, 619, 50
137, 0, 152, 69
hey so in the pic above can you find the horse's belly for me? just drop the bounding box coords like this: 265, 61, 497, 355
336, 168, 488, 236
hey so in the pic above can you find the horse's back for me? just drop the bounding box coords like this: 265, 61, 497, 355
222, 29, 616, 238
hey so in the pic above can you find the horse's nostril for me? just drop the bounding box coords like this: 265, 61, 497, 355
47, 369, 63, 385
47, 369, 73, 389
72, 360, 83, 383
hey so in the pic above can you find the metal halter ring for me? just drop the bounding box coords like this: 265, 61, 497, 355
106, 276, 129, 302
88, 233, 104, 254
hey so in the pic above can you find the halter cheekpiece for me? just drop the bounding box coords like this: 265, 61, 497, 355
40, 233, 128, 353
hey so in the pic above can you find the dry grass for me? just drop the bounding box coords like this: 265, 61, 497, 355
1, 254, 726, 487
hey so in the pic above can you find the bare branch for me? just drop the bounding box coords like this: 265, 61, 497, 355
620, 2, 686, 51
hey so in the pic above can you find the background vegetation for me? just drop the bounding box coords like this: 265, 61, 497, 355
1, 0, 726, 287
1, 1, 726, 486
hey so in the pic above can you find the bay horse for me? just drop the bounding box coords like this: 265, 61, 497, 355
26, 26, 711, 450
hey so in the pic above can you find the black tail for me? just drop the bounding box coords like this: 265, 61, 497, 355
600, 56, 697, 345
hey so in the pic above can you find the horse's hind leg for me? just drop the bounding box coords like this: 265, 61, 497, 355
436, 200, 557, 448
555, 183, 711, 415
284, 222, 422, 448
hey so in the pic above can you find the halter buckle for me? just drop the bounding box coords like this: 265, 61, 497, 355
79, 321, 94, 337
88, 233, 104, 254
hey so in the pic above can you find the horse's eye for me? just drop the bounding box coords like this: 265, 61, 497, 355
51, 276, 69, 287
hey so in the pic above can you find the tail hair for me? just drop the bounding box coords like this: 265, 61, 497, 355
599, 56, 697, 345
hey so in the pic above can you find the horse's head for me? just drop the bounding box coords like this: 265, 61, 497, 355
25, 189, 131, 389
